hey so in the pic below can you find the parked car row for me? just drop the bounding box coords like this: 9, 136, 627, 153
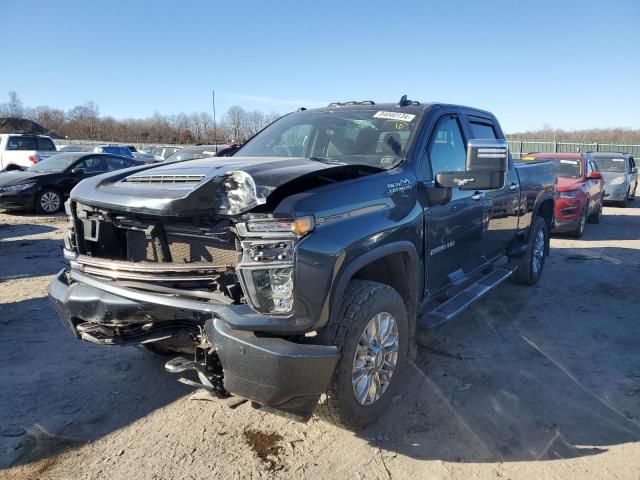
0, 134, 243, 213
521, 151, 637, 237
0, 152, 141, 213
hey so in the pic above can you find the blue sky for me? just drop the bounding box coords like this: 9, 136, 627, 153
1, 0, 638, 132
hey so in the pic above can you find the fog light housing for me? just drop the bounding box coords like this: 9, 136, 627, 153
244, 267, 294, 314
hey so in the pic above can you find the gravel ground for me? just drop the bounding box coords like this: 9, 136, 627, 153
1, 201, 639, 480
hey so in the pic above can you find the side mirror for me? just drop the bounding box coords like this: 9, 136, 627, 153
587, 171, 602, 180
71, 167, 85, 175
632, 167, 638, 174
435, 139, 508, 190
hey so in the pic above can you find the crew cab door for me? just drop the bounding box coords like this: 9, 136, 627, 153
462, 115, 519, 258
419, 112, 487, 294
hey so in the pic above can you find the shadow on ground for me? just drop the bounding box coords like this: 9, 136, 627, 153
0, 296, 191, 468
0, 238, 65, 281
359, 244, 640, 462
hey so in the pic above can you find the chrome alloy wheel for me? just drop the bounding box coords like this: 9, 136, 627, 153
532, 228, 545, 273
40, 191, 61, 212
352, 312, 399, 406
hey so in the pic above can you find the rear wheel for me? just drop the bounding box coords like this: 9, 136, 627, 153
510, 216, 549, 286
35, 189, 62, 214
317, 280, 408, 431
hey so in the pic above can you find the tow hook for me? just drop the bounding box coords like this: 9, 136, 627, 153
164, 345, 228, 397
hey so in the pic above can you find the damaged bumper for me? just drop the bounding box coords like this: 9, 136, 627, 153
205, 318, 337, 420
47, 268, 338, 420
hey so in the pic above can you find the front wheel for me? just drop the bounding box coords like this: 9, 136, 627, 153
35, 189, 63, 214
317, 280, 408, 430
510, 216, 549, 286
588, 199, 602, 224
569, 204, 588, 238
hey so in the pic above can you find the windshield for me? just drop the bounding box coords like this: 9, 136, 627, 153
593, 156, 626, 172
237, 109, 422, 169
522, 156, 582, 178
28, 153, 79, 173
165, 146, 219, 162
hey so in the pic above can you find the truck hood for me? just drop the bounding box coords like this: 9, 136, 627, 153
70, 156, 379, 216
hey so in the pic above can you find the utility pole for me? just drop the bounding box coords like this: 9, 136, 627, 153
212, 90, 218, 154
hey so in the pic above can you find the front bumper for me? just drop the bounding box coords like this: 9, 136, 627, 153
206, 318, 337, 420
48, 269, 339, 420
0, 190, 36, 210
552, 197, 583, 232
603, 186, 627, 202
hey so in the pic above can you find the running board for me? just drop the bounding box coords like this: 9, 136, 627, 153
419, 266, 514, 329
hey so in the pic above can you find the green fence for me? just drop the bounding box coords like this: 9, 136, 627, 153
508, 141, 640, 158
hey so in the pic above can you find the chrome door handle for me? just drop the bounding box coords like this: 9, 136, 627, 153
509, 183, 518, 190
471, 192, 485, 201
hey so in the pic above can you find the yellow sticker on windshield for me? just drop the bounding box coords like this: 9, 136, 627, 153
395, 122, 406, 130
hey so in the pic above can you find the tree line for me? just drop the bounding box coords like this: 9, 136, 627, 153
507, 123, 640, 144
0, 91, 281, 144
2, 91, 639, 145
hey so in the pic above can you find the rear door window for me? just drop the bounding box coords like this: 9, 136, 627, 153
7, 136, 36, 150
36, 137, 57, 151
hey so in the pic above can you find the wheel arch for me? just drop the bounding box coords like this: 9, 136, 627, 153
329, 241, 422, 358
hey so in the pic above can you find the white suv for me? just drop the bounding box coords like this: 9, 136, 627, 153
0, 134, 58, 170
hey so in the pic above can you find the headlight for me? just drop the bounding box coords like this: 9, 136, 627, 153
5, 182, 37, 192
244, 216, 314, 237
236, 216, 314, 315
242, 267, 294, 314
609, 176, 626, 185
559, 190, 579, 198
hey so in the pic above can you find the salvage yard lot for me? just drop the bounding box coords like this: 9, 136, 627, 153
1, 202, 639, 480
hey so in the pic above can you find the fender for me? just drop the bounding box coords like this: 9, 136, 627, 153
325, 240, 422, 345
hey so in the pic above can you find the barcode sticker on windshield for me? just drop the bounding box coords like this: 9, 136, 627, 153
374, 111, 416, 122
612, 159, 624, 161
560, 160, 578, 164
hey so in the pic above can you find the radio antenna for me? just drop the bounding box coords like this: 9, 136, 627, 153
212, 89, 218, 154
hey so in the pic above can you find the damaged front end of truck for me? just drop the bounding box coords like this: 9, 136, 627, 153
48, 157, 381, 420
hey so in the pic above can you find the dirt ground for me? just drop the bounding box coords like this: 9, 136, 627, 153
1, 201, 639, 480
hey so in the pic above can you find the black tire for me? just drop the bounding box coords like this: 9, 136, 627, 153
35, 188, 63, 214
630, 186, 636, 201
510, 216, 549, 286
569, 205, 588, 238
587, 199, 602, 224
317, 280, 409, 431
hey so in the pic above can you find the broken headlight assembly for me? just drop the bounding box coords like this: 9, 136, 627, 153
236, 216, 314, 314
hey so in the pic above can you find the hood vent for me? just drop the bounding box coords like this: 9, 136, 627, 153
124, 174, 205, 184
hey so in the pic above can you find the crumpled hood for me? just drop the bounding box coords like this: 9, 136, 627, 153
70, 156, 354, 216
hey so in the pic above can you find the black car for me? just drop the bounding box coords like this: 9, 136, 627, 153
0, 152, 140, 214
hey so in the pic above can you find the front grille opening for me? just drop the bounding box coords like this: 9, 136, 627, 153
72, 205, 244, 303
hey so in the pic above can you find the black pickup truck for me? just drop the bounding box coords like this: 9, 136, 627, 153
48, 97, 556, 430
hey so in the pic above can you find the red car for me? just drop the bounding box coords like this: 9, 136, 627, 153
522, 153, 605, 237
